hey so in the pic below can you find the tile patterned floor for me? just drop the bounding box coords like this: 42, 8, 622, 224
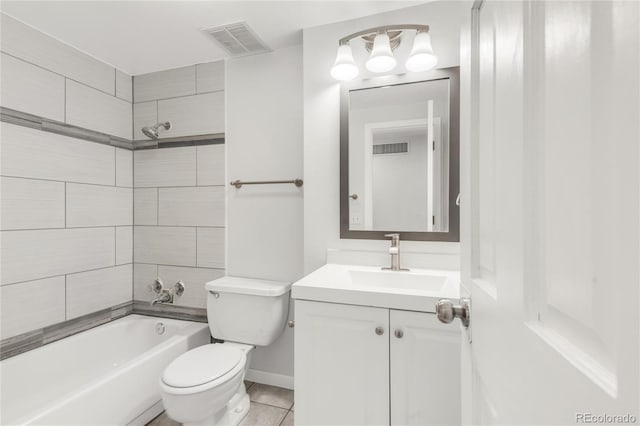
146, 381, 294, 426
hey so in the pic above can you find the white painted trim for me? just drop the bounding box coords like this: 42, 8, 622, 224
245, 369, 294, 390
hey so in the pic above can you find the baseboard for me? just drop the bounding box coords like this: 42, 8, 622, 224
245, 369, 294, 390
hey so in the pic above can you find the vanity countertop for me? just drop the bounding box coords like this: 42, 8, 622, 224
291, 263, 460, 313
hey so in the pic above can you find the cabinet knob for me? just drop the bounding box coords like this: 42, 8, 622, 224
394, 329, 404, 338
375, 326, 384, 336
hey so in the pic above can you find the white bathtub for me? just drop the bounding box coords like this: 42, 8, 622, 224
0, 314, 210, 425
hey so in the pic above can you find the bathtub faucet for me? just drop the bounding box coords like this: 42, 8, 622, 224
150, 279, 185, 306
151, 289, 173, 306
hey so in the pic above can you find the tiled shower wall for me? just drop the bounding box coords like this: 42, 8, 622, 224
133, 62, 224, 141
132, 64, 226, 313
0, 13, 133, 341
1, 12, 226, 345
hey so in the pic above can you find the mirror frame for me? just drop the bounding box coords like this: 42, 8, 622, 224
340, 66, 460, 241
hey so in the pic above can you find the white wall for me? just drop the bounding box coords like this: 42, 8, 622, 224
226, 45, 303, 384
303, 1, 470, 273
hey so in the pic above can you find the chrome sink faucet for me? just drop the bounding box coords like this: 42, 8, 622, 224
382, 233, 409, 271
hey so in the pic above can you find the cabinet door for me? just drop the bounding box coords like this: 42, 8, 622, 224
294, 300, 389, 426
390, 309, 461, 425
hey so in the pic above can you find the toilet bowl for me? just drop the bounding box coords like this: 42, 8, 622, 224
159, 276, 291, 426
161, 343, 253, 426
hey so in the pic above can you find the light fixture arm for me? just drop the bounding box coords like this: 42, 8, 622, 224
337, 24, 430, 46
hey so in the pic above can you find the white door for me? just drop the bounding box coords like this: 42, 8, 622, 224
390, 309, 460, 425
294, 300, 389, 426
461, 1, 639, 424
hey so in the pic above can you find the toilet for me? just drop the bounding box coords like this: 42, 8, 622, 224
160, 276, 292, 426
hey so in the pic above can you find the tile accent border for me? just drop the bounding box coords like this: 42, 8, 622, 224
131, 300, 207, 322
0, 301, 208, 360
1, 106, 134, 150
1, 107, 225, 151
0, 301, 133, 360
135, 134, 225, 150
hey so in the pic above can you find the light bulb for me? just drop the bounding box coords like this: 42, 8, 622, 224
330, 44, 359, 81
366, 32, 396, 73
406, 30, 438, 72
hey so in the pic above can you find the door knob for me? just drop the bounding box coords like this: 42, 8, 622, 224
436, 299, 470, 327
349, 194, 358, 200
375, 326, 384, 335
394, 329, 404, 338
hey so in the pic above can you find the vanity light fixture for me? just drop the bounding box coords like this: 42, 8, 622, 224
330, 43, 359, 80
330, 25, 437, 81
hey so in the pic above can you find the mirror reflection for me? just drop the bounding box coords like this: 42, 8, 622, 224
347, 79, 450, 233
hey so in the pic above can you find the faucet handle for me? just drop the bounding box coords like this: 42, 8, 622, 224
151, 278, 163, 294
173, 281, 185, 297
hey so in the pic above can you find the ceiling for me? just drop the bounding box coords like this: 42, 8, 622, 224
0, 1, 424, 75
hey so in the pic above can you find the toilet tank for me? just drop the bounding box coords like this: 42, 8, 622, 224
205, 276, 291, 346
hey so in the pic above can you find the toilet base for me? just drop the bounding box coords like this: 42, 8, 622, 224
182, 388, 250, 426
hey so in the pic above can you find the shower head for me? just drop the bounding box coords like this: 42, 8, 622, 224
141, 121, 171, 139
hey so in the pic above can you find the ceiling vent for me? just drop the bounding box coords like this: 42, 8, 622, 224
201, 22, 271, 57
373, 142, 409, 155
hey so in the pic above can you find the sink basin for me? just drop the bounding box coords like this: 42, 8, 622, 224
348, 270, 448, 292
292, 264, 460, 312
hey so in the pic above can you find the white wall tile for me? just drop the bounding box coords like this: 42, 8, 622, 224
0, 177, 65, 230
196, 61, 225, 93
158, 187, 224, 227
66, 264, 132, 319
66, 80, 132, 140
197, 144, 226, 186
157, 92, 225, 138
66, 184, 132, 227
157, 265, 224, 309
1, 122, 115, 185
115, 69, 132, 102
197, 227, 225, 268
134, 147, 196, 187
133, 101, 157, 141
133, 263, 158, 302
134, 226, 196, 266
134, 188, 158, 225
134, 65, 195, 103
1, 227, 115, 285
1, 14, 115, 94
0, 276, 65, 339
116, 226, 133, 265
0, 52, 65, 121
115, 148, 133, 187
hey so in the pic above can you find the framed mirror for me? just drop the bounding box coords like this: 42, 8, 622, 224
340, 67, 459, 241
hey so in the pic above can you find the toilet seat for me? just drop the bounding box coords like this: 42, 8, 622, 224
162, 344, 246, 392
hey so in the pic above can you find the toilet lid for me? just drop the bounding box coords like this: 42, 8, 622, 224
162, 344, 243, 388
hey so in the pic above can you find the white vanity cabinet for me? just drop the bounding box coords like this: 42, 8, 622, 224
389, 309, 460, 426
294, 300, 461, 426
